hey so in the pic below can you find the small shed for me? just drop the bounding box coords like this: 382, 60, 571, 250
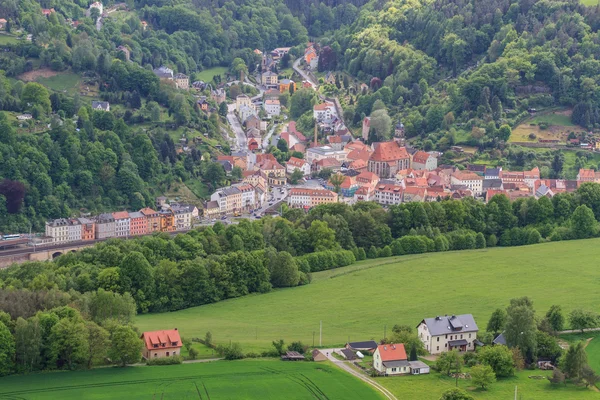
281, 351, 305, 361
312, 349, 327, 362
408, 360, 430, 375
340, 349, 356, 360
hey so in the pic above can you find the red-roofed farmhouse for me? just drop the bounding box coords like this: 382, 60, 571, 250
141, 328, 182, 359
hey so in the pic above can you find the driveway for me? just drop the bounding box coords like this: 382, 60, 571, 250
320, 348, 397, 400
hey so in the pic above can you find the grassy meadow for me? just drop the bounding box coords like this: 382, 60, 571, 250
0, 360, 383, 400
196, 66, 228, 82
137, 238, 600, 352
36, 72, 81, 95
379, 369, 598, 400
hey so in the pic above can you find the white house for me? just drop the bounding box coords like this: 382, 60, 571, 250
286, 157, 311, 177
417, 314, 479, 355
411, 151, 437, 171
92, 101, 110, 112
373, 344, 409, 375
112, 211, 130, 237
67, 219, 82, 242
306, 145, 346, 165
313, 101, 337, 122
264, 99, 281, 116
451, 171, 483, 196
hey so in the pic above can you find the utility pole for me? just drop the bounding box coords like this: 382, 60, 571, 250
514, 386, 517, 400
384, 325, 387, 340
320, 321, 322, 347
313, 331, 315, 347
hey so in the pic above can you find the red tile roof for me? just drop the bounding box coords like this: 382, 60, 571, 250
376, 344, 407, 362
314, 101, 335, 111
347, 149, 371, 162
328, 136, 342, 144
370, 142, 409, 163
141, 329, 182, 351
287, 157, 307, 168
112, 211, 130, 220
412, 151, 431, 164
140, 207, 158, 216
357, 171, 379, 184
579, 168, 595, 179
289, 188, 337, 197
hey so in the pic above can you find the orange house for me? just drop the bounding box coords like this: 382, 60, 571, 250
140, 207, 161, 233
279, 79, 296, 93
159, 210, 175, 232
141, 329, 182, 359
78, 218, 96, 240
128, 211, 148, 236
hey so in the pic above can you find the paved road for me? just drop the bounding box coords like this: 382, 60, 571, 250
293, 58, 318, 89
321, 348, 397, 400
262, 123, 278, 150
227, 103, 247, 152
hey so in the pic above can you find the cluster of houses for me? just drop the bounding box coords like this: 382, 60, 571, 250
41, 199, 198, 245
152, 66, 190, 90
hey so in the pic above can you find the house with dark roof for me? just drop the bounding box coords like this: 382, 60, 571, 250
373, 344, 409, 375
141, 328, 182, 359
345, 340, 378, 353
492, 332, 506, 346
417, 314, 479, 354
339, 349, 356, 360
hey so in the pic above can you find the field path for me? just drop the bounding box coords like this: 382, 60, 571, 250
321, 348, 397, 400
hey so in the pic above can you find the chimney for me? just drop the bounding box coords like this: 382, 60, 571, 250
391, 345, 395, 350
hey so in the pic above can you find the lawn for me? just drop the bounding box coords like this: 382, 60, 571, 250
0, 33, 19, 45
36, 72, 81, 95
581, 0, 599, 5
137, 238, 600, 352
379, 369, 597, 400
196, 66, 228, 82
560, 331, 600, 376
0, 360, 383, 400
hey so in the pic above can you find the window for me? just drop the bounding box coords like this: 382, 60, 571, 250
437, 337, 439, 342
392, 368, 397, 372
469, 334, 471, 338
445, 343, 447, 348
461, 335, 463, 339
436, 346, 439, 351
166, 352, 170, 356
445, 334, 447, 339
153, 344, 158, 348
154, 353, 157, 357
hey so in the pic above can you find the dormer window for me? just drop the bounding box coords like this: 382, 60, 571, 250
171, 341, 178, 346
153, 344, 158, 348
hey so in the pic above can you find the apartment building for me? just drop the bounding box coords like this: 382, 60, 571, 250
288, 188, 338, 208
129, 211, 148, 236
45, 219, 70, 244
95, 213, 116, 239
112, 211, 131, 237
140, 207, 161, 233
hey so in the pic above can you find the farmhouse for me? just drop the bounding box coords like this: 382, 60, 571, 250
417, 314, 479, 355
312, 349, 327, 362
373, 343, 409, 375
141, 328, 182, 359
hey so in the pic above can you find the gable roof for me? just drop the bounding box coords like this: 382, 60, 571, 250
370, 142, 409, 162
112, 211, 129, 220
420, 314, 479, 336
347, 340, 378, 350
376, 344, 407, 362
141, 329, 182, 350
412, 151, 431, 164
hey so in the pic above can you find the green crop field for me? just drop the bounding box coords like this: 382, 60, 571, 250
196, 66, 228, 82
0, 360, 383, 400
379, 369, 598, 400
137, 239, 600, 352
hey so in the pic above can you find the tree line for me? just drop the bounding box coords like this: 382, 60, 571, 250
4, 183, 600, 316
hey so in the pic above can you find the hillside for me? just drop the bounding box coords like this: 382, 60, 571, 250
137, 238, 600, 351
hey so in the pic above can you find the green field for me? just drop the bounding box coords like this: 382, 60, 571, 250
196, 66, 228, 82
530, 113, 575, 127
581, 0, 599, 5
36, 72, 81, 95
379, 369, 597, 400
137, 239, 600, 352
0, 360, 383, 400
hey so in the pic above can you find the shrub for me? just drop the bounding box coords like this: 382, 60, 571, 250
147, 355, 183, 365
487, 234, 498, 247
463, 351, 478, 367
378, 246, 392, 258
434, 235, 450, 252
217, 342, 244, 360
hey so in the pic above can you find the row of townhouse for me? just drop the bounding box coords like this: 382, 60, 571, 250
204, 183, 266, 217
45, 204, 198, 244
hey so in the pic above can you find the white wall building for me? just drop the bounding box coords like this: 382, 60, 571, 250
417, 314, 479, 355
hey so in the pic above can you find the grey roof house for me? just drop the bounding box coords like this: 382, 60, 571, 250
417, 314, 480, 355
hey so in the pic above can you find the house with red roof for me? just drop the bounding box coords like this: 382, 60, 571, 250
411, 151, 437, 171
368, 142, 410, 178
286, 157, 311, 177
141, 329, 182, 359
577, 168, 596, 182
373, 344, 409, 375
